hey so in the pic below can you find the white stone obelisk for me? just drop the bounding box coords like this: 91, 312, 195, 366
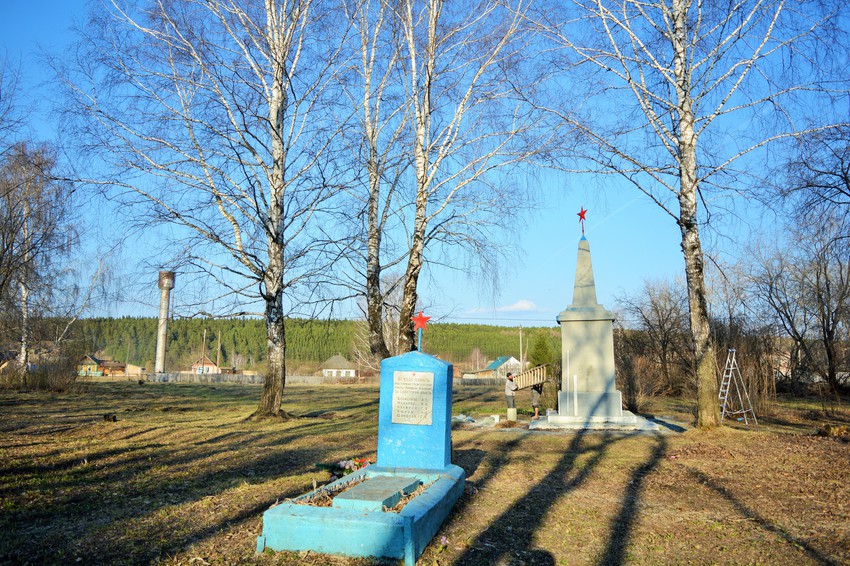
552, 236, 624, 421
531, 211, 659, 430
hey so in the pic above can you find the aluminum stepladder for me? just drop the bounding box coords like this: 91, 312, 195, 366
719, 349, 757, 424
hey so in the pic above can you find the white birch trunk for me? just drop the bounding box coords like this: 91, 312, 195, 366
362, 6, 391, 359
397, 0, 440, 353
256, 0, 291, 417
17, 196, 30, 380
672, 0, 719, 428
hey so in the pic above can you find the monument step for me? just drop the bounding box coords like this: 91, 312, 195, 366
332, 475, 421, 512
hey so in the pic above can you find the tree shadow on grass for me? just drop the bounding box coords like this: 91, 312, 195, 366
452, 429, 532, 492
450, 428, 616, 565
452, 387, 502, 408
452, 448, 488, 479
0, 442, 326, 563
597, 433, 667, 565
688, 468, 841, 566
0, 411, 377, 566
5, 383, 386, 560
447, 428, 668, 566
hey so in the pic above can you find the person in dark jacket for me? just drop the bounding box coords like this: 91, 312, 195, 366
530, 382, 543, 420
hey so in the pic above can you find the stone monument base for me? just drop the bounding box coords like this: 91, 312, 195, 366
530, 409, 661, 431
557, 390, 624, 418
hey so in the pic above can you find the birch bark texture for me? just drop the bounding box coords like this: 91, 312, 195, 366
534, 0, 848, 428
342, 0, 409, 360
391, 0, 541, 353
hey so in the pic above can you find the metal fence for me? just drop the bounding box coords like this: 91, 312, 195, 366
142, 373, 505, 387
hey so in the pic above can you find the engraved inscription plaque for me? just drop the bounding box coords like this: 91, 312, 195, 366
392, 371, 434, 425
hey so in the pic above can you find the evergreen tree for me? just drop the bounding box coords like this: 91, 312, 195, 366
528, 332, 557, 368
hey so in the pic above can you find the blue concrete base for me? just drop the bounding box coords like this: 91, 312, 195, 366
256, 465, 465, 565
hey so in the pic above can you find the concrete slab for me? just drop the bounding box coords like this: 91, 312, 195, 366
333, 475, 421, 512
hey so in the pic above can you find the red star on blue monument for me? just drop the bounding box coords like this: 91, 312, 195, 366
412, 311, 431, 331
577, 207, 587, 235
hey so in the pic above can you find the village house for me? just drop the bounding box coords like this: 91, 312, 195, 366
318, 354, 357, 378
78, 355, 102, 376
77, 355, 128, 377
191, 355, 221, 374
462, 355, 523, 379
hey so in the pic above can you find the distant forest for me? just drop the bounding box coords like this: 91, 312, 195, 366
78, 317, 560, 374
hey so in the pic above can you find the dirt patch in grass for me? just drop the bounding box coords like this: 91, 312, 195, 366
494, 420, 526, 429
0, 383, 848, 565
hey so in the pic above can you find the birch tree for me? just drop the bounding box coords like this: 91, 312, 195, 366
62, 0, 351, 416
781, 126, 850, 229
534, 0, 848, 428
393, 0, 544, 352
0, 143, 74, 380
617, 278, 691, 394
337, 0, 547, 357
0, 57, 25, 156
339, 0, 410, 359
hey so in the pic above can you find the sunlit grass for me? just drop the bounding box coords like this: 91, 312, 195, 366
0, 382, 848, 565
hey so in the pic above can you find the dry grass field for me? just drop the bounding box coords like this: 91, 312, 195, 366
1, 381, 848, 565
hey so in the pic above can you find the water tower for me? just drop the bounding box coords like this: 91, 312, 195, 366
154, 271, 175, 373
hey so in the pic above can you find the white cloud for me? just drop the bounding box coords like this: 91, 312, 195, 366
464, 299, 539, 315
497, 299, 538, 312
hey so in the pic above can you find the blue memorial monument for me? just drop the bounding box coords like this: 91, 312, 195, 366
256, 313, 465, 565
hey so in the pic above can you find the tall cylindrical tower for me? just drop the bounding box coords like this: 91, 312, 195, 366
154, 271, 175, 373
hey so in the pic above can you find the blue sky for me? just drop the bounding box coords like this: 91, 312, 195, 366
0, 1, 706, 326
1, 1, 82, 137
433, 183, 686, 326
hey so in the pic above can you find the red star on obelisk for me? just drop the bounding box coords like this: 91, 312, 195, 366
411, 311, 431, 351
412, 311, 430, 331
577, 207, 587, 235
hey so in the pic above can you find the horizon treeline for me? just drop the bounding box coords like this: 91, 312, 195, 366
77, 317, 560, 374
